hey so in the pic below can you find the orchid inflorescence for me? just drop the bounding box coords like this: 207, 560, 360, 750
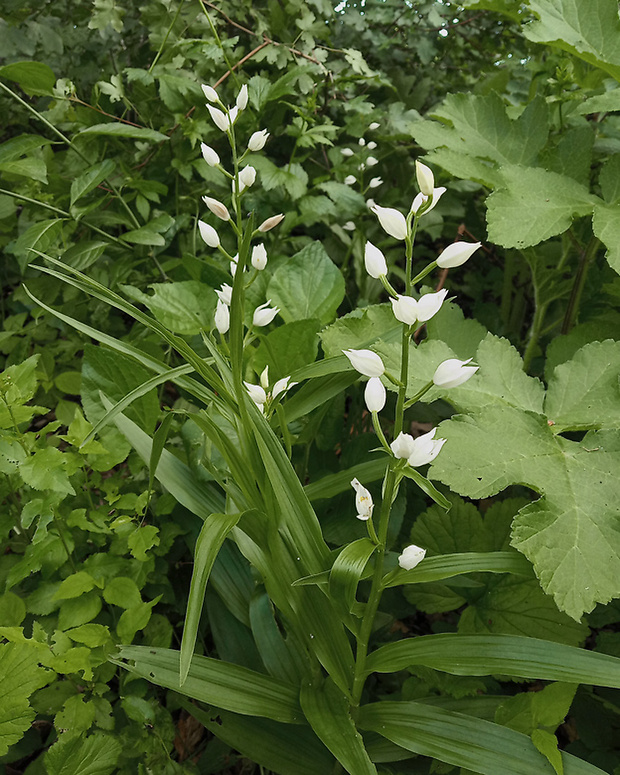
198, 82, 294, 407
345, 161, 482, 567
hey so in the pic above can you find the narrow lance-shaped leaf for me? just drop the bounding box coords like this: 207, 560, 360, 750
112, 645, 303, 724
383, 551, 535, 587
358, 701, 606, 775
300, 677, 377, 775
366, 633, 620, 688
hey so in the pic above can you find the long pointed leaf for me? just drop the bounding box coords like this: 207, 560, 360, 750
180, 512, 241, 686
300, 677, 377, 775
358, 701, 606, 775
383, 551, 535, 587
179, 700, 335, 775
366, 633, 620, 688
112, 645, 303, 724
329, 538, 376, 616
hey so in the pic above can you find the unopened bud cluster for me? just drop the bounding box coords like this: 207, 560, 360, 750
340, 121, 383, 225
197, 82, 286, 338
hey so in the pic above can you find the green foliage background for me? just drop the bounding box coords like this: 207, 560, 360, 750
2, 0, 620, 773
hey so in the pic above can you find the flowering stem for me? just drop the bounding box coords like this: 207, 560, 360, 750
351, 216, 417, 706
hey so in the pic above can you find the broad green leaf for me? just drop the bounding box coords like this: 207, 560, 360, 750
123, 281, 217, 334
365, 633, 620, 687
0, 641, 50, 756
122, 226, 165, 246
76, 123, 169, 142
55, 694, 96, 738
13, 219, 64, 272
103, 577, 142, 609
252, 319, 321, 379
61, 241, 107, 271
0, 61, 56, 95
300, 677, 377, 775
385, 552, 534, 587
426, 300, 488, 360
0, 134, 53, 163
320, 304, 399, 360
329, 538, 376, 615
460, 0, 523, 21
458, 575, 588, 646
414, 93, 549, 169
525, 0, 620, 82
70, 159, 116, 206
592, 201, 620, 274
250, 156, 308, 199
486, 166, 598, 249
44, 732, 121, 775
544, 341, 620, 430
181, 700, 334, 775
127, 524, 160, 561
53, 571, 99, 600
358, 701, 606, 775
599, 154, 620, 203
429, 407, 620, 619
0, 158, 47, 183
180, 512, 240, 685
113, 645, 303, 724
20, 447, 75, 495
268, 241, 345, 325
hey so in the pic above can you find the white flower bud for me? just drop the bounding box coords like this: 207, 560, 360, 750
214, 299, 230, 333
236, 84, 248, 110
410, 186, 447, 215
343, 221, 356, 232
433, 358, 478, 389
341, 148, 354, 157
437, 241, 481, 269
351, 478, 373, 521
407, 428, 446, 467
198, 220, 220, 248
366, 198, 376, 209
364, 377, 386, 413
358, 163, 366, 172
371, 205, 407, 240
390, 432, 415, 460
344, 175, 356, 185
208, 105, 230, 132
201, 143, 220, 167
244, 381, 267, 406
272, 376, 298, 399
215, 283, 233, 305
228, 105, 239, 125
238, 165, 257, 192
202, 196, 230, 221
260, 365, 270, 389
367, 141, 377, 150
369, 177, 383, 189
248, 129, 270, 152
230, 254, 239, 276
201, 84, 219, 103
398, 544, 426, 570
364, 241, 387, 279
369, 122, 380, 131
390, 295, 418, 326
343, 348, 385, 378
258, 214, 284, 232
251, 243, 268, 270
415, 160, 435, 197
367, 156, 378, 167
358, 138, 366, 147
253, 301, 279, 327
416, 288, 448, 323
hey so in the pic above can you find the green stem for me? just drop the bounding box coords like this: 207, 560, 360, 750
148, 0, 185, 73
561, 237, 600, 335
351, 219, 415, 706
522, 300, 548, 373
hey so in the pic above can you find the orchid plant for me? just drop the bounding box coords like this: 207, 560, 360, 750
28, 80, 620, 775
